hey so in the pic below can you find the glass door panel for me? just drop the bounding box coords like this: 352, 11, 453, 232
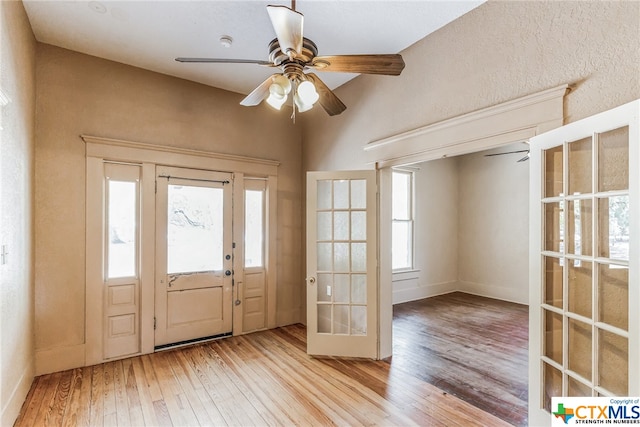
155, 166, 233, 347
307, 170, 377, 358
530, 101, 638, 425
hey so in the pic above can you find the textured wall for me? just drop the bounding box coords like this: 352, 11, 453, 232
34, 45, 303, 363
457, 144, 530, 303
414, 158, 459, 287
302, 1, 640, 170
0, 0, 36, 424
301, 0, 639, 302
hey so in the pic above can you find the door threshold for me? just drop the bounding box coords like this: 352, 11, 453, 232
154, 332, 232, 352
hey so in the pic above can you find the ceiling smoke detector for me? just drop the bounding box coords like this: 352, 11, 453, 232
219, 36, 233, 48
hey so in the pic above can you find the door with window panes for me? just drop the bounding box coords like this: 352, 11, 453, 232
306, 170, 378, 358
529, 100, 639, 425
155, 166, 233, 347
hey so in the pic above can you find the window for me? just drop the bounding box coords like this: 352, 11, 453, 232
105, 164, 140, 279
245, 180, 266, 268
392, 170, 414, 270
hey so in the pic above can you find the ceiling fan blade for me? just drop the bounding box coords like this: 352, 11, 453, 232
240, 74, 280, 106
267, 5, 303, 58
305, 73, 346, 116
310, 54, 405, 76
175, 57, 274, 66
484, 149, 530, 157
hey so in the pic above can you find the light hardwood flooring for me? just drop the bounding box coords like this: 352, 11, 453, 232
15, 293, 526, 426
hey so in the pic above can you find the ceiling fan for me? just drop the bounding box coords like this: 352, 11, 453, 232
484, 149, 530, 162
175, 1, 405, 117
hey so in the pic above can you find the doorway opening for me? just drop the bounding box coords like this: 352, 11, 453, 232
389, 142, 530, 426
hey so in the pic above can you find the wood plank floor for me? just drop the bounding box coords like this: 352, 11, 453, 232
15, 292, 526, 426
393, 292, 529, 426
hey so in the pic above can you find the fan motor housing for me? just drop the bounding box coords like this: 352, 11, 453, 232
268, 37, 318, 66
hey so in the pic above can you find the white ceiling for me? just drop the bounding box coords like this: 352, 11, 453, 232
22, 0, 484, 96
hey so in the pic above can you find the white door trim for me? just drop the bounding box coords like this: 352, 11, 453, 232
84, 135, 279, 367
364, 84, 569, 168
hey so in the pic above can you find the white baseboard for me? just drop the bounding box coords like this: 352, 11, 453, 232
457, 280, 528, 305
392, 281, 458, 305
1, 364, 34, 427
35, 343, 85, 376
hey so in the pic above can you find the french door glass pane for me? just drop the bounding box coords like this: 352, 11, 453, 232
568, 137, 592, 195
317, 274, 331, 302
108, 180, 137, 278
567, 199, 592, 256
568, 318, 592, 380
598, 264, 628, 331
598, 126, 629, 192
317, 212, 332, 241
568, 376, 592, 397
598, 329, 628, 395
334, 212, 349, 240
544, 256, 563, 309
351, 306, 366, 335
545, 145, 564, 198
544, 362, 563, 412
334, 305, 349, 334
544, 309, 563, 364
544, 202, 564, 253
568, 259, 592, 319
351, 275, 366, 304
167, 185, 223, 274
597, 196, 629, 261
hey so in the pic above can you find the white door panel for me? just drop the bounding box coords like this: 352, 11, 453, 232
155, 166, 233, 347
306, 170, 378, 358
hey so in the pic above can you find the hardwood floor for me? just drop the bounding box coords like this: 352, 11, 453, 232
393, 292, 529, 426
15, 292, 526, 426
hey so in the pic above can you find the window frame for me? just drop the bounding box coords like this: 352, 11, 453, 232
391, 169, 415, 272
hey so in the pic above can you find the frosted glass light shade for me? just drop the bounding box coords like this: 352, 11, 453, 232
294, 80, 319, 113
266, 75, 291, 110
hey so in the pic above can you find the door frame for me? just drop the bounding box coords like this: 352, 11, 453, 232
84, 135, 279, 366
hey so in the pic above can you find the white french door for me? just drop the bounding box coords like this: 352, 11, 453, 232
529, 100, 639, 425
155, 166, 233, 347
306, 170, 378, 358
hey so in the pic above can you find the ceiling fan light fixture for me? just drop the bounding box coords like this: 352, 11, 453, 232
297, 80, 319, 105
294, 93, 313, 113
266, 75, 291, 110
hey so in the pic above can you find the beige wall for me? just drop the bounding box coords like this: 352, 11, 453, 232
457, 144, 530, 303
0, 0, 36, 424
302, 1, 640, 170
394, 144, 529, 305
34, 44, 303, 371
302, 1, 639, 304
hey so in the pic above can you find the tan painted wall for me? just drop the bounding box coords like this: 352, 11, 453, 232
302, 1, 640, 302
457, 144, 530, 304
34, 44, 303, 370
302, 1, 640, 169
0, 0, 36, 424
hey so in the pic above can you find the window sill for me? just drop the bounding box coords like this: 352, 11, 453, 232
392, 269, 420, 281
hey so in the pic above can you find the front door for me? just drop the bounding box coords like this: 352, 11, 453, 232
306, 170, 378, 358
155, 166, 233, 347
